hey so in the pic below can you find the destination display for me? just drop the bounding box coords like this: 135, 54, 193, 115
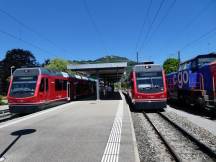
136, 72, 162, 78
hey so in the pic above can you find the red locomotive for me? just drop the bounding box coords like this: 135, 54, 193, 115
7, 67, 96, 114
127, 63, 167, 110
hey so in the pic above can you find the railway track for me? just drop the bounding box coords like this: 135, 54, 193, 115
0, 109, 10, 118
0, 109, 18, 123
143, 112, 216, 162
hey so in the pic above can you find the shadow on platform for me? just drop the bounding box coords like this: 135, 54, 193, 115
0, 129, 36, 159
100, 91, 122, 100
168, 100, 216, 120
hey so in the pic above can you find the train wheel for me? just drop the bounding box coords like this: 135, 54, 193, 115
195, 97, 206, 110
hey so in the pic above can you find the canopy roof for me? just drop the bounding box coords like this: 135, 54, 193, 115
67, 62, 127, 82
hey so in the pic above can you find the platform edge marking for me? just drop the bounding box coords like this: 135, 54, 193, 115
125, 95, 141, 162
101, 100, 123, 162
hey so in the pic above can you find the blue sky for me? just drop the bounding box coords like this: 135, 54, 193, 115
0, 0, 216, 64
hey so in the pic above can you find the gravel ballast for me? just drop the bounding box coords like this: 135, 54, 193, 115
132, 112, 174, 162
146, 113, 213, 162
162, 111, 216, 152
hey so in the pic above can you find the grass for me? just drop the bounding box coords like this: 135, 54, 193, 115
0, 96, 8, 105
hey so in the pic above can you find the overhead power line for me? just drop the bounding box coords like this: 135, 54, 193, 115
139, 0, 166, 53
0, 29, 50, 54
0, 8, 70, 54
135, 0, 153, 52
180, 26, 216, 51
82, 0, 110, 54
144, 0, 176, 48
181, 0, 215, 32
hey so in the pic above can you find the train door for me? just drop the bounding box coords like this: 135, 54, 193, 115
39, 78, 48, 103
45, 78, 49, 102
67, 82, 71, 101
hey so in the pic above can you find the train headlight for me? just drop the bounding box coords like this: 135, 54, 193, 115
137, 95, 142, 99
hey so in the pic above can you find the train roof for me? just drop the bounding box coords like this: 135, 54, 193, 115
133, 64, 162, 72
180, 53, 216, 65
13, 67, 96, 81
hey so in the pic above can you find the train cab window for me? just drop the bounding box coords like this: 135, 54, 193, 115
10, 76, 38, 98
198, 57, 216, 67
63, 80, 67, 90
191, 60, 197, 71
39, 78, 45, 92
45, 78, 49, 91
179, 64, 183, 71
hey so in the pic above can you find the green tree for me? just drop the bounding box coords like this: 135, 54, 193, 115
1, 48, 38, 94
41, 59, 50, 67
163, 58, 179, 74
46, 58, 69, 72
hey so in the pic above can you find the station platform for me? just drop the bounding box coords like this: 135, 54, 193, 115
0, 92, 139, 162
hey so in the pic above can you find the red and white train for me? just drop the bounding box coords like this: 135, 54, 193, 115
127, 63, 167, 110
7, 67, 96, 114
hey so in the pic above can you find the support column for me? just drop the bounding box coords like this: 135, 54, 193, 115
96, 70, 100, 100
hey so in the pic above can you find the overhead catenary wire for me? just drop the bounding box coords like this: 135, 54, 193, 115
143, 0, 176, 49
180, 26, 216, 51
0, 8, 70, 54
0, 29, 50, 55
180, 0, 215, 33
177, 0, 216, 53
135, 0, 153, 52
82, 0, 110, 55
139, 0, 166, 53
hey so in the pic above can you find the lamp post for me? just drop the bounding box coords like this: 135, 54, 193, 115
10, 66, 15, 78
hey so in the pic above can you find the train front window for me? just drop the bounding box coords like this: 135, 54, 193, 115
136, 72, 164, 93
10, 76, 38, 98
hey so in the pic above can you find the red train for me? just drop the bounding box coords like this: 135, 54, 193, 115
7, 67, 96, 114
127, 63, 167, 110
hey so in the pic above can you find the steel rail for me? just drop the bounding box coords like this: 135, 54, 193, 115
158, 112, 216, 160
0, 109, 9, 115
143, 112, 181, 162
0, 113, 19, 123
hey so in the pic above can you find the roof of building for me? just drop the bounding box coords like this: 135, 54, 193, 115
67, 62, 127, 82
67, 62, 127, 70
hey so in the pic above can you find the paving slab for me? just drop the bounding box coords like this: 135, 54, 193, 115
0, 93, 138, 162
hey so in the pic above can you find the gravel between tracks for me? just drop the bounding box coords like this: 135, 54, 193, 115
147, 113, 213, 162
132, 112, 174, 162
161, 111, 216, 152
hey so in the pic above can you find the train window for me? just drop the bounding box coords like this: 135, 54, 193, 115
191, 60, 197, 71
10, 76, 37, 98
198, 57, 216, 67
63, 80, 67, 90
39, 78, 45, 92
55, 79, 63, 91
46, 78, 49, 91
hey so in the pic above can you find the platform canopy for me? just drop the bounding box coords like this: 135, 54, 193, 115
67, 62, 127, 82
